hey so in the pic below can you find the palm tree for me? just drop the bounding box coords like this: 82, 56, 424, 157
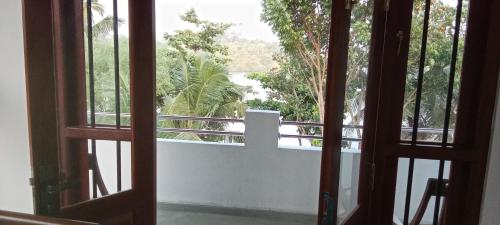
83, 0, 124, 38
160, 54, 245, 140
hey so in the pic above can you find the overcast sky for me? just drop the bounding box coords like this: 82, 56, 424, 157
98, 0, 459, 42
100, 0, 278, 42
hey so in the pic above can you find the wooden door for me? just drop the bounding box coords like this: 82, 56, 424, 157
362, 0, 500, 225
317, 0, 379, 224
318, 0, 500, 224
22, 0, 156, 224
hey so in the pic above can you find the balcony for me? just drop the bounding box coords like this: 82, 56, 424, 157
91, 110, 447, 225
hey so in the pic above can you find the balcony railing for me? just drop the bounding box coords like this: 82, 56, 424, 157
91, 111, 452, 145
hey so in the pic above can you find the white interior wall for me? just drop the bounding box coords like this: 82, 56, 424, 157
480, 70, 500, 225
0, 0, 34, 213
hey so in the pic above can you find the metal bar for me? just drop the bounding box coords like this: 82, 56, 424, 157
433, 160, 445, 225
85, 0, 97, 199
158, 115, 244, 123
403, 158, 415, 225
401, 127, 455, 134
112, 0, 122, 192
412, 0, 432, 143
279, 134, 362, 142
442, 0, 463, 145
157, 128, 244, 136
280, 121, 325, 127
433, 0, 464, 222
404, 0, 433, 223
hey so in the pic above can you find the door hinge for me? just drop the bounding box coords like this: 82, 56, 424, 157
321, 192, 335, 225
369, 163, 376, 192
30, 174, 80, 193
30, 165, 80, 215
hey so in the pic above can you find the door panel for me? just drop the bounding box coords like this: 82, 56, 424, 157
317, 0, 376, 224
365, 0, 500, 224
23, 0, 156, 224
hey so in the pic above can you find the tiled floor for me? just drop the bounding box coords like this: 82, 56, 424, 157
157, 204, 316, 225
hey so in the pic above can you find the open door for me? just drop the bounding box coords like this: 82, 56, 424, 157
22, 0, 156, 224
317, 0, 378, 224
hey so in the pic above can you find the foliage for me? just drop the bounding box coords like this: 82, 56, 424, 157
221, 35, 280, 72
83, 0, 124, 39
260, 0, 332, 123
402, 0, 467, 140
158, 55, 246, 140
253, 0, 466, 143
87, 38, 131, 125
159, 9, 247, 141
164, 8, 232, 64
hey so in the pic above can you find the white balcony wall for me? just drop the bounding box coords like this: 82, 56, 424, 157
156, 110, 322, 214
95, 109, 448, 224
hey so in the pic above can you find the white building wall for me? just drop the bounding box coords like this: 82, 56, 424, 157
0, 0, 34, 213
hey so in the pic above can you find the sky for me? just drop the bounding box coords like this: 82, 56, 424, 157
99, 0, 279, 42
98, 0, 459, 42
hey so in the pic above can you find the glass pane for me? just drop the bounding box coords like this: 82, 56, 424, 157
336, 0, 374, 223
401, 0, 469, 143
154, 0, 345, 224
393, 159, 451, 225
84, 0, 131, 127
89, 140, 132, 199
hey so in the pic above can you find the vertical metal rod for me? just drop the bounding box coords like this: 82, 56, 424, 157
442, 0, 463, 145
433, 160, 445, 225
403, 158, 415, 225
433, 0, 464, 223
86, 0, 98, 199
403, 0, 432, 223
113, 0, 122, 192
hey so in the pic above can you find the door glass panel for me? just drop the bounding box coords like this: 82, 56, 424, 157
400, 0, 469, 144
88, 140, 132, 198
153, 0, 342, 224
336, 0, 374, 223
68, 0, 133, 203
393, 158, 451, 225
84, 0, 131, 127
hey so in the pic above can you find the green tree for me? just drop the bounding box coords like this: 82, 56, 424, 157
261, 0, 332, 123
402, 0, 467, 140
254, 0, 465, 143
164, 8, 232, 64
83, 0, 125, 38
157, 9, 247, 141
220, 34, 280, 72
159, 54, 245, 140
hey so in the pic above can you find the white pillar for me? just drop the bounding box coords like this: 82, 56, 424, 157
244, 110, 280, 151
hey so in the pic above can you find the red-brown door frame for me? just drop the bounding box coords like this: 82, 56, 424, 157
317, 0, 352, 223
317, 0, 394, 223
363, 0, 500, 225
22, 0, 157, 223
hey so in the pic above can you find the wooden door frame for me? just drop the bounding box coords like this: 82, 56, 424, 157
363, 0, 500, 225
22, 0, 156, 223
317, 0, 395, 223
317, 0, 352, 223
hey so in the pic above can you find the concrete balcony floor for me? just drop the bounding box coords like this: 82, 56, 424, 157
157, 204, 316, 225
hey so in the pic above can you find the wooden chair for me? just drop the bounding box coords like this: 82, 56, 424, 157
393, 178, 449, 225
409, 178, 449, 225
